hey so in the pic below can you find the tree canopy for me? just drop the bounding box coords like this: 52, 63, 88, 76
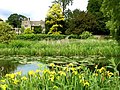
101, 0, 120, 39
87, 0, 110, 35
7, 13, 27, 28
65, 9, 97, 35
53, 0, 73, 16
45, 3, 64, 35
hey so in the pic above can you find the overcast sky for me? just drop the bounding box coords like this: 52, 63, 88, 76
0, 0, 88, 21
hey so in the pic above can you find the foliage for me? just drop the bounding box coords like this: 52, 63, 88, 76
64, 9, 72, 20
101, 0, 120, 40
24, 28, 34, 34
33, 26, 43, 34
7, 13, 27, 28
53, 0, 73, 16
20, 26, 25, 34
65, 9, 97, 35
80, 31, 92, 39
16, 34, 80, 40
45, 3, 64, 34
87, 0, 110, 35
108, 58, 120, 74
0, 63, 120, 90
0, 22, 15, 43
0, 39, 119, 56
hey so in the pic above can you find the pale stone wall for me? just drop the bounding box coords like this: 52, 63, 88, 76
21, 19, 31, 29
21, 18, 45, 30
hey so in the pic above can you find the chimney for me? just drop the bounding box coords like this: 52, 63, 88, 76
28, 18, 30, 21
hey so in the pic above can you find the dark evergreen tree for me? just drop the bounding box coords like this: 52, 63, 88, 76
65, 9, 97, 35
87, 0, 110, 35
7, 13, 27, 28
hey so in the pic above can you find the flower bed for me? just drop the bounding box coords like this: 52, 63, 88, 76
0, 63, 120, 90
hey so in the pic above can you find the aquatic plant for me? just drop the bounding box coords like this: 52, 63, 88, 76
0, 63, 120, 90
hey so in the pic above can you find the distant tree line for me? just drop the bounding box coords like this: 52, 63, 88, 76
45, 0, 110, 35
0, 0, 120, 42
6, 13, 27, 28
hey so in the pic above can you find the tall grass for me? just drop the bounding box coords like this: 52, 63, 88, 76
0, 39, 120, 56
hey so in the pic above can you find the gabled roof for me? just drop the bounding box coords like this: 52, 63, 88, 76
30, 20, 45, 26
0, 18, 3, 21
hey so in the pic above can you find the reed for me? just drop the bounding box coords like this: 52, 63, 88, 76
0, 39, 119, 56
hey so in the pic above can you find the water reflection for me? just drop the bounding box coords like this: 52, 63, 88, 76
14, 62, 47, 75
0, 56, 47, 77
0, 56, 120, 77
0, 60, 19, 77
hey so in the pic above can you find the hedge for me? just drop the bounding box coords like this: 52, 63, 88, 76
16, 34, 81, 40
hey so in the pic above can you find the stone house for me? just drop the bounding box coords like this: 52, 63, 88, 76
21, 18, 45, 32
0, 18, 3, 23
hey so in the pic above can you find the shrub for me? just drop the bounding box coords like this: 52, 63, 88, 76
33, 26, 43, 34
17, 34, 66, 40
16, 34, 81, 40
24, 28, 33, 34
20, 26, 25, 34
0, 22, 15, 43
67, 34, 80, 39
80, 31, 92, 39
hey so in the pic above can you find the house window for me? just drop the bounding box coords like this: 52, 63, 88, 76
25, 25, 28, 27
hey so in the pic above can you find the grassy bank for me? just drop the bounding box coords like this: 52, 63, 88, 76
0, 63, 119, 90
0, 39, 120, 56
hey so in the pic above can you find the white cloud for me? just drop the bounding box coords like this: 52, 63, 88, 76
0, 0, 88, 21
69, 0, 88, 11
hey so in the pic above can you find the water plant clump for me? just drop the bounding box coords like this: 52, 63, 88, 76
0, 63, 119, 90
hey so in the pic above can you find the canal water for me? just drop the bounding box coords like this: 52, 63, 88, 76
0, 55, 120, 77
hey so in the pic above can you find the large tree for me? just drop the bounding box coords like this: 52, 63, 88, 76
65, 9, 97, 35
101, 0, 120, 40
87, 0, 110, 35
53, 0, 73, 16
45, 3, 64, 35
7, 13, 27, 28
